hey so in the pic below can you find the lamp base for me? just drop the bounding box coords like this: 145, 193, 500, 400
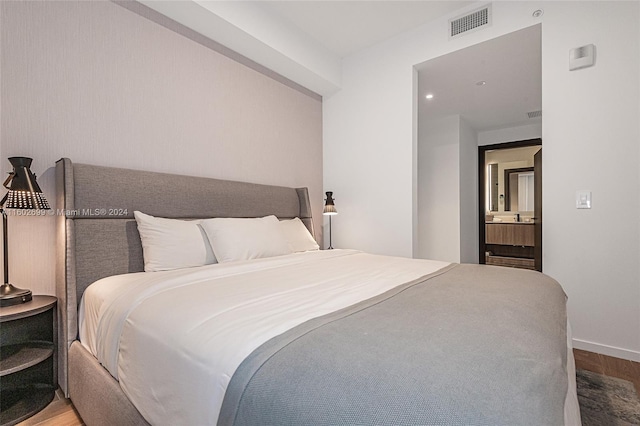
0, 283, 32, 307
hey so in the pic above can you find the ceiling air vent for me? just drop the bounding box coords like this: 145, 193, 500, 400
449, 5, 492, 38
527, 110, 542, 119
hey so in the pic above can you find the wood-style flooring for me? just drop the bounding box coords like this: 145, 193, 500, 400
16, 389, 83, 426
16, 349, 640, 426
573, 348, 640, 394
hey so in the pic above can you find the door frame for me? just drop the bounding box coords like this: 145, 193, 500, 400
477, 138, 542, 267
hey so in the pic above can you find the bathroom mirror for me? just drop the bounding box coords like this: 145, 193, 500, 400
484, 145, 540, 214
504, 167, 534, 211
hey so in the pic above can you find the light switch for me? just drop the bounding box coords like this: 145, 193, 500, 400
576, 190, 592, 209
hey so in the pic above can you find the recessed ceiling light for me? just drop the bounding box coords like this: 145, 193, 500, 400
425, 93, 434, 99
532, 9, 543, 18
476, 80, 486, 86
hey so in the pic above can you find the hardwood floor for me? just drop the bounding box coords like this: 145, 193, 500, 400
573, 348, 640, 395
16, 389, 83, 426
16, 349, 640, 426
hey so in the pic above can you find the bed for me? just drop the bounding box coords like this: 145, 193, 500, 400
55, 158, 581, 425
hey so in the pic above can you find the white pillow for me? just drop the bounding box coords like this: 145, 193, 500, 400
134, 211, 216, 272
201, 215, 292, 263
280, 218, 319, 252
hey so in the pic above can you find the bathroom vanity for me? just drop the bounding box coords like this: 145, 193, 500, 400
485, 222, 535, 270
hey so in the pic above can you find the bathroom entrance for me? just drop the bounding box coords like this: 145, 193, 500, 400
478, 139, 542, 272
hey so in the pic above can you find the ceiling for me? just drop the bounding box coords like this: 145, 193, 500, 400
258, 1, 474, 58
417, 24, 542, 131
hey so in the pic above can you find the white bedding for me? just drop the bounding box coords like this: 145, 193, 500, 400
80, 249, 581, 425
79, 249, 450, 425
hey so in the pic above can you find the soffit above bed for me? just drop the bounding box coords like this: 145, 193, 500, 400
132, 1, 473, 97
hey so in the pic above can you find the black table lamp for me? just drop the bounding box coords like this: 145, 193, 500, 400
323, 191, 337, 250
1, 157, 50, 307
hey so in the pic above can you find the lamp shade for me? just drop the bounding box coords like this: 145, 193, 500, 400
1, 157, 50, 210
1, 156, 50, 306
323, 191, 337, 215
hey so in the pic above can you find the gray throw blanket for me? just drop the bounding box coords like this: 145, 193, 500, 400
219, 264, 568, 426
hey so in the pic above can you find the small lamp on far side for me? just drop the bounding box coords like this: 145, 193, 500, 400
0, 157, 50, 307
323, 191, 337, 250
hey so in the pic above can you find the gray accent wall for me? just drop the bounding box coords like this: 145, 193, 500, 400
1, 0, 323, 296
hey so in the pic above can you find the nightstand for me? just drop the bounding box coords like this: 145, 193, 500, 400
0, 296, 57, 426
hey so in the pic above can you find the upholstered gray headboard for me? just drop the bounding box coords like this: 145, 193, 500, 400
55, 157, 314, 394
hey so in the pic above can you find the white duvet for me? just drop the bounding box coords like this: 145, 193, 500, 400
79, 249, 450, 425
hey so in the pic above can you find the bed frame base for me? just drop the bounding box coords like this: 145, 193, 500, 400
69, 341, 149, 426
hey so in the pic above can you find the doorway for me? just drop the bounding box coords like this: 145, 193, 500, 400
414, 24, 541, 264
478, 139, 542, 271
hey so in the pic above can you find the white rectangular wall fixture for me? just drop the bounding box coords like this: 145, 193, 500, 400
569, 44, 596, 71
576, 190, 592, 209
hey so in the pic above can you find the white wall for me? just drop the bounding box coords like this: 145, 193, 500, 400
478, 123, 542, 146
416, 115, 478, 263
417, 115, 460, 261
459, 117, 478, 264
324, 1, 640, 361
1, 1, 323, 296
323, 47, 415, 255
541, 1, 640, 360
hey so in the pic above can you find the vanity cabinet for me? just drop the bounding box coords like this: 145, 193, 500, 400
486, 223, 534, 247
485, 223, 535, 270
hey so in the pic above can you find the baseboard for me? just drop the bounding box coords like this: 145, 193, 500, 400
573, 338, 640, 362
